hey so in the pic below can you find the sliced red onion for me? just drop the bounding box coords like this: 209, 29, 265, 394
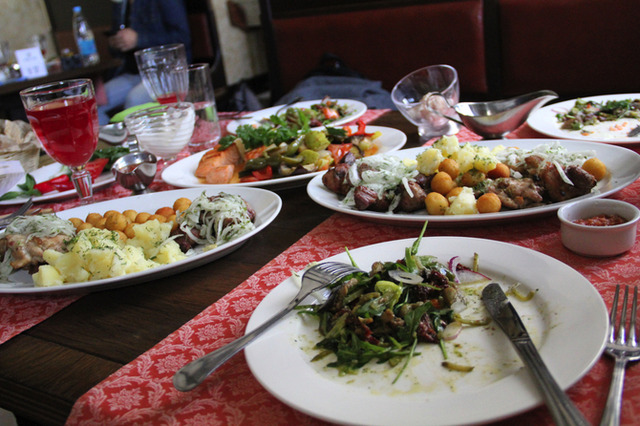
441, 321, 462, 341
448, 256, 491, 284
388, 269, 423, 284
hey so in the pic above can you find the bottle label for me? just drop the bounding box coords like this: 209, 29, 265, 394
78, 39, 97, 56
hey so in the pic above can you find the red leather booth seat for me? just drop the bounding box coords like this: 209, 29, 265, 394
499, 0, 640, 97
270, 0, 488, 100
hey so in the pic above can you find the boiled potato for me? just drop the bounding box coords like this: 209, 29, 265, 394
416, 148, 444, 176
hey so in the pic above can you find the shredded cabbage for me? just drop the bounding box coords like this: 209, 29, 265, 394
5, 214, 76, 241
177, 192, 255, 246
495, 141, 595, 171
342, 155, 419, 212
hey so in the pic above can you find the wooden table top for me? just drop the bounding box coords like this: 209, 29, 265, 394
0, 111, 421, 426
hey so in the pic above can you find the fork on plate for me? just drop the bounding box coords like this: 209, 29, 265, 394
0, 197, 33, 230
600, 284, 640, 426
173, 261, 364, 392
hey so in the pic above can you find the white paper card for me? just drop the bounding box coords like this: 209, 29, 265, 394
0, 161, 25, 196
15, 47, 48, 79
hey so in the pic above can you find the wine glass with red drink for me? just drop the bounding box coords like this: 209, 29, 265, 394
135, 43, 188, 104
20, 79, 99, 203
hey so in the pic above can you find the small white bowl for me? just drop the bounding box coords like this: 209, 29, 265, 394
557, 199, 640, 257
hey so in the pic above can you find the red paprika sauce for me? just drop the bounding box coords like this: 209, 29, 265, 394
573, 214, 627, 226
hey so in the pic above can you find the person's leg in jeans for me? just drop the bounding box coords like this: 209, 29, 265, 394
124, 81, 153, 109
98, 73, 146, 124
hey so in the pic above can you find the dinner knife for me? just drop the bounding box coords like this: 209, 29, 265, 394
481, 283, 589, 426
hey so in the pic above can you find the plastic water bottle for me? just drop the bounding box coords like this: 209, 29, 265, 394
72, 6, 100, 66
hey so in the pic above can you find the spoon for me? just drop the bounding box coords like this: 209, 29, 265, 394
99, 122, 128, 145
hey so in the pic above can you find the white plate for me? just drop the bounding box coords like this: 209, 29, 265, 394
0, 162, 116, 206
528, 93, 640, 144
162, 125, 406, 190
0, 187, 281, 295
226, 99, 367, 135
307, 139, 640, 226
245, 237, 608, 426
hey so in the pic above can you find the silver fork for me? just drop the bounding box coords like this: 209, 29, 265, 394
600, 284, 640, 426
173, 261, 364, 391
0, 197, 33, 230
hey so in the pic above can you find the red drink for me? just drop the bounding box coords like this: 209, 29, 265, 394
27, 95, 98, 167
156, 93, 178, 104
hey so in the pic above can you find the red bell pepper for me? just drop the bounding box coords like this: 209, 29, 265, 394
327, 143, 353, 164
251, 166, 273, 180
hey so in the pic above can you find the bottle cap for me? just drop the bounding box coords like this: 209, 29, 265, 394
73, 6, 81, 13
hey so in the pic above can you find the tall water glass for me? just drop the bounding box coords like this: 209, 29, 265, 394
135, 43, 188, 104
185, 63, 221, 152
391, 64, 461, 141
20, 79, 98, 203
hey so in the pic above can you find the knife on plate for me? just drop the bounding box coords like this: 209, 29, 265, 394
481, 283, 589, 426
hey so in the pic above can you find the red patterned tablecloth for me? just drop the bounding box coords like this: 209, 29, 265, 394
60, 125, 640, 425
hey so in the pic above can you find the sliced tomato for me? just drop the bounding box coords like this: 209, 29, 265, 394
85, 158, 109, 182
327, 143, 353, 164
239, 176, 259, 183
251, 166, 273, 180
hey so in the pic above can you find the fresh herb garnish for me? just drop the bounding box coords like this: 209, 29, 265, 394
0, 174, 41, 201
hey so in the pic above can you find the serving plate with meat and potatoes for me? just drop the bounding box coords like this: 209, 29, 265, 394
0, 187, 281, 295
306, 138, 640, 226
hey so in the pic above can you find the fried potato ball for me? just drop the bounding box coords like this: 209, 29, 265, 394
85, 213, 103, 226
173, 197, 192, 212
68, 217, 83, 229
581, 157, 607, 181
446, 187, 464, 199
487, 163, 510, 179
135, 212, 151, 224
77, 222, 93, 231
425, 192, 449, 215
124, 223, 136, 239
476, 192, 502, 213
95, 217, 107, 229
105, 213, 128, 232
155, 207, 176, 217
103, 210, 120, 219
148, 214, 167, 223
431, 171, 457, 195
438, 158, 460, 179
123, 210, 138, 223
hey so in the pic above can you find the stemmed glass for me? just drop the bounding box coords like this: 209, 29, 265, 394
134, 43, 188, 104
20, 79, 99, 203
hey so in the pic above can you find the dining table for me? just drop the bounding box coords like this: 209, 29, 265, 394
0, 109, 639, 426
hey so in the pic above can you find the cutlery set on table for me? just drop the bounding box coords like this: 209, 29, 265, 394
1, 62, 640, 425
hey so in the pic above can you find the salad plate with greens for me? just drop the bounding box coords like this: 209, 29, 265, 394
244, 235, 607, 425
226, 98, 367, 135
528, 93, 640, 144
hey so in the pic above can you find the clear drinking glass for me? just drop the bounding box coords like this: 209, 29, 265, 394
185, 63, 221, 152
391, 64, 461, 141
20, 79, 99, 203
134, 43, 188, 104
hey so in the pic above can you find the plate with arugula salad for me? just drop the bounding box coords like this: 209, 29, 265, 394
527, 93, 640, 144
0, 147, 128, 205
245, 236, 607, 426
226, 98, 367, 135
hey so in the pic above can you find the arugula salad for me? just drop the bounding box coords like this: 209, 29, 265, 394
556, 98, 640, 132
299, 225, 494, 382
